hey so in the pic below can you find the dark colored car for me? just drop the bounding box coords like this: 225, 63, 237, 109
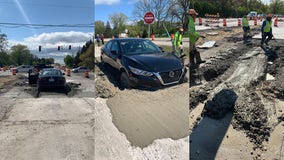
100, 38, 187, 89
71, 66, 90, 73
37, 68, 66, 91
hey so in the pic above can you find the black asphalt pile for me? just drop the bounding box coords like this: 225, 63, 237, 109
232, 89, 270, 149
203, 89, 237, 119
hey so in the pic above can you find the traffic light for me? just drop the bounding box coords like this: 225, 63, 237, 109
69, 45, 71, 50
39, 45, 41, 52
58, 46, 60, 51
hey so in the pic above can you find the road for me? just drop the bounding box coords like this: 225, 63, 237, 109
0, 70, 95, 160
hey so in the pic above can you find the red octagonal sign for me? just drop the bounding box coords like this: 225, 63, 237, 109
144, 12, 155, 24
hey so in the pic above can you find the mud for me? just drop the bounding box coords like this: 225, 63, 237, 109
190, 39, 284, 156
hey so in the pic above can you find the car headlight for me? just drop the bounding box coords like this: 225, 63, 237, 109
129, 66, 153, 76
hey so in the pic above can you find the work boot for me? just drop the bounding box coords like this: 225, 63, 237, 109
196, 60, 206, 64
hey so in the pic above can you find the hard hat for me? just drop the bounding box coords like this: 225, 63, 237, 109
189, 9, 198, 15
267, 13, 273, 18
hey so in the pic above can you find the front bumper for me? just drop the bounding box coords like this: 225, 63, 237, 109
128, 67, 187, 87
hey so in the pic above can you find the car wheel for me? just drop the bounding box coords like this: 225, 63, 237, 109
36, 86, 41, 98
100, 56, 105, 66
120, 72, 131, 89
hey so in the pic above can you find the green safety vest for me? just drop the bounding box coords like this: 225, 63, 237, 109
243, 18, 249, 27
189, 16, 199, 44
174, 31, 183, 47
264, 20, 272, 33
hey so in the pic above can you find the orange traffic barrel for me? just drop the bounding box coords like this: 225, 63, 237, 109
66, 69, 71, 76
223, 19, 227, 27
274, 17, 278, 27
254, 18, 257, 25
238, 19, 241, 26
84, 70, 89, 78
171, 34, 174, 40
198, 17, 202, 25
151, 34, 155, 41
12, 68, 16, 75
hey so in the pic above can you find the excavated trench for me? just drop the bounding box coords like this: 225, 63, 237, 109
190, 39, 284, 152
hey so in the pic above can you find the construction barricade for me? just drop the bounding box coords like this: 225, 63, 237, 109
254, 17, 257, 26
223, 19, 227, 27
274, 17, 278, 27
238, 19, 241, 27
205, 13, 220, 27
198, 17, 202, 25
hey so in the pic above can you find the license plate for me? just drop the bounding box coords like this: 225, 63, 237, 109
49, 78, 54, 82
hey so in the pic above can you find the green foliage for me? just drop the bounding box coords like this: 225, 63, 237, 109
109, 13, 128, 35
270, 0, 284, 14
64, 55, 74, 68
10, 44, 34, 65
142, 29, 147, 38
104, 21, 112, 38
0, 33, 8, 52
79, 42, 94, 70
95, 21, 105, 35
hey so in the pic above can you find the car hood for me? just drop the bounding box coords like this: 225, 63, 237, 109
123, 52, 183, 72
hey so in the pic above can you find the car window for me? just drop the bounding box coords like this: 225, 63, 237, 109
121, 40, 161, 55
110, 41, 119, 54
105, 41, 112, 50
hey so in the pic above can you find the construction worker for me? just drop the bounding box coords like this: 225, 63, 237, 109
173, 27, 185, 58
189, 9, 205, 67
261, 14, 273, 47
242, 15, 250, 44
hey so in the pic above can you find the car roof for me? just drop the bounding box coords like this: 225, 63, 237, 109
111, 38, 148, 42
42, 68, 61, 71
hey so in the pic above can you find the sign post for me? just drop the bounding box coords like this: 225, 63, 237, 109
144, 12, 155, 40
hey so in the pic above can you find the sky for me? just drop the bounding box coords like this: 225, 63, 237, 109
94, 0, 137, 24
0, 0, 94, 64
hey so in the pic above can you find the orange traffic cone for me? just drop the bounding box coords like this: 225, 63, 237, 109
238, 19, 241, 26
274, 17, 278, 27
66, 69, 71, 76
171, 34, 174, 40
223, 19, 227, 27
151, 34, 155, 41
12, 68, 16, 75
84, 70, 89, 78
199, 18, 202, 25
254, 18, 257, 26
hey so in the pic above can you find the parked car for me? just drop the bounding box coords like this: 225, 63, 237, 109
37, 68, 66, 92
71, 66, 90, 73
10, 65, 34, 73
100, 38, 187, 89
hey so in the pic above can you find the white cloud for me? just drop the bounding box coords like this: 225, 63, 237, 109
8, 31, 94, 50
8, 31, 94, 64
95, 0, 120, 5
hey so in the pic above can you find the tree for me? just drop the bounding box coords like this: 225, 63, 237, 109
10, 44, 34, 65
109, 13, 128, 35
64, 55, 74, 68
79, 42, 94, 70
270, 0, 284, 14
133, 0, 171, 34
0, 33, 8, 52
95, 20, 105, 35
168, 0, 190, 31
104, 21, 113, 38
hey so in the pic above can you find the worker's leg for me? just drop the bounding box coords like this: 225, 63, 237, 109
265, 32, 273, 45
189, 43, 195, 65
261, 33, 267, 46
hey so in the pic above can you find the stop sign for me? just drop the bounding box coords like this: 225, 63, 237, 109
144, 12, 155, 24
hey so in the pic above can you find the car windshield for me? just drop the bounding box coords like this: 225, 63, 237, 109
120, 39, 162, 55
40, 70, 62, 76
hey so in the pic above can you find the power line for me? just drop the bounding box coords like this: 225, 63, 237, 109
0, 22, 94, 29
